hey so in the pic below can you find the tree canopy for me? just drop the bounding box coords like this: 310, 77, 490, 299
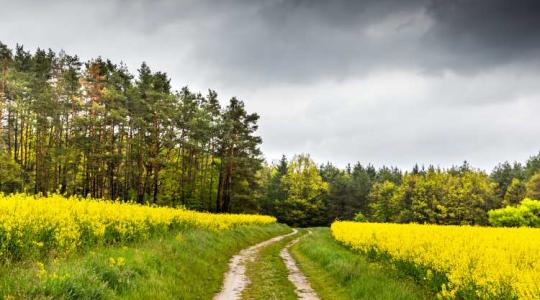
0, 42, 262, 212
1, 41, 539, 227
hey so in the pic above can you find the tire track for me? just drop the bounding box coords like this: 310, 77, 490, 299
280, 230, 320, 300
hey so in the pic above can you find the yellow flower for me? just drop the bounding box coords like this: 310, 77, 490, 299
36, 261, 47, 279
0, 193, 275, 262
116, 256, 125, 267
331, 221, 540, 299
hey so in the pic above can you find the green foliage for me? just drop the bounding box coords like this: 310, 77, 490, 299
0, 42, 262, 213
488, 198, 540, 227
353, 212, 367, 222
259, 152, 539, 226
274, 154, 328, 227
368, 168, 497, 225
0, 150, 22, 193
525, 152, 540, 179
503, 178, 527, 206
526, 170, 540, 200
215, 98, 263, 213
282, 154, 328, 201
260, 155, 288, 217
322, 163, 379, 223
490, 161, 525, 199
369, 181, 400, 222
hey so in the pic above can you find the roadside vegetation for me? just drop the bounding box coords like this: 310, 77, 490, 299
290, 228, 431, 300
0, 224, 289, 299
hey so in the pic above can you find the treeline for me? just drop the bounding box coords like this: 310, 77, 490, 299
0, 42, 262, 212
260, 153, 540, 227
2, 42, 539, 226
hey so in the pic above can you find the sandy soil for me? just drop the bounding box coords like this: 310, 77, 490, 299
280, 231, 320, 300
213, 229, 299, 300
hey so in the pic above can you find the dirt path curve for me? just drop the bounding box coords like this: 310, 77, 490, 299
213, 229, 299, 300
280, 230, 320, 300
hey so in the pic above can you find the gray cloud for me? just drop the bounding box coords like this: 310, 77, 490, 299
3, 0, 539, 85
1, 0, 540, 170
422, 0, 540, 73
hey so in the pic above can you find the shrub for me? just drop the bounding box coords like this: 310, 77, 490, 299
353, 212, 367, 222
488, 198, 540, 227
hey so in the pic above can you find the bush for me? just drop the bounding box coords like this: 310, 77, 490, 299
353, 212, 367, 222
488, 198, 540, 227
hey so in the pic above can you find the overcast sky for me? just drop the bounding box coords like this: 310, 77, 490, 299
1, 0, 540, 171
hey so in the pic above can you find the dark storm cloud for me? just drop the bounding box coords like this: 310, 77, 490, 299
3, 0, 539, 85
423, 0, 540, 73
7, 0, 527, 87
185, 0, 431, 85
1, 0, 540, 170
149, 0, 540, 86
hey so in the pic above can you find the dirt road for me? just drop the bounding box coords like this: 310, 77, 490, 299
213, 229, 299, 300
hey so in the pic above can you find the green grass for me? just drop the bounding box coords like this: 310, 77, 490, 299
241, 229, 305, 300
290, 228, 433, 300
0, 223, 290, 300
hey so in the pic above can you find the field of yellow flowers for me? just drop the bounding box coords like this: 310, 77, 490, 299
0, 194, 275, 261
331, 221, 540, 299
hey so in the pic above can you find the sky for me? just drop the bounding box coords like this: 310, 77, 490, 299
1, 0, 540, 171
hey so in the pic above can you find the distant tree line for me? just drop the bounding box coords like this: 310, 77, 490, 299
260, 153, 540, 227
1, 42, 539, 226
0, 42, 262, 212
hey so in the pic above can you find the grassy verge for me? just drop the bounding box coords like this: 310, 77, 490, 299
0, 223, 290, 300
290, 228, 433, 300
241, 229, 305, 300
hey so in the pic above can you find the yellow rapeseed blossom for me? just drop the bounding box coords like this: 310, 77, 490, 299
109, 256, 125, 267
108, 257, 117, 266
35, 261, 47, 279
331, 221, 540, 299
0, 193, 275, 260
116, 256, 125, 267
